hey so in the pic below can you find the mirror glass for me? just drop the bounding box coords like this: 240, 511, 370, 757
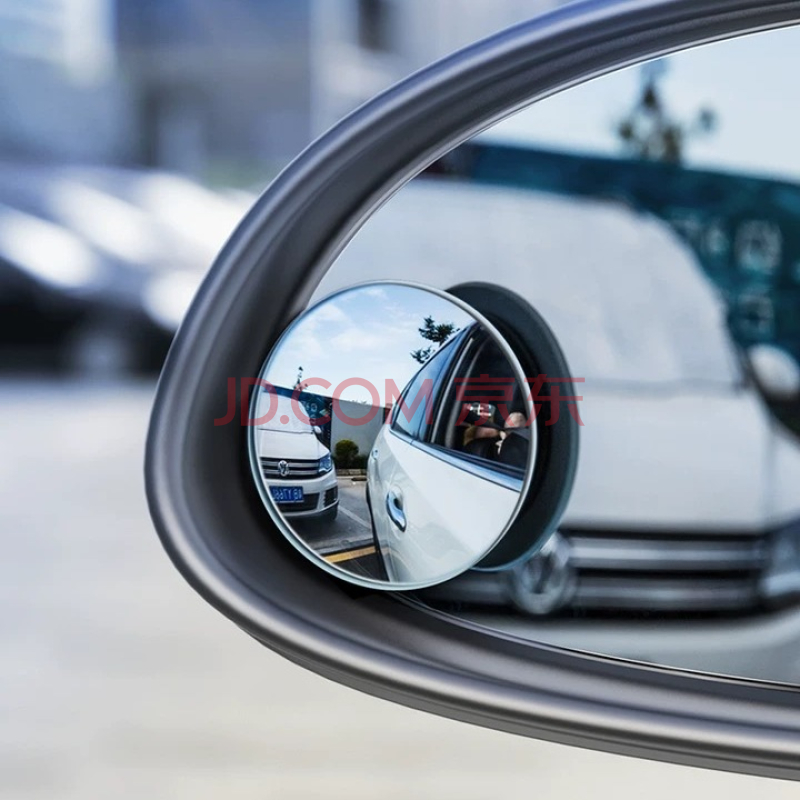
313, 26, 800, 685
249, 282, 536, 589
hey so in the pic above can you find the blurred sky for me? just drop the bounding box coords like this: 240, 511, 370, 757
487, 25, 800, 181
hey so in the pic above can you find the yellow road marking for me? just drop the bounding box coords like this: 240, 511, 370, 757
325, 545, 377, 563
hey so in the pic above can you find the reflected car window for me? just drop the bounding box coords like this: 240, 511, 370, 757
390, 331, 462, 440
429, 332, 530, 473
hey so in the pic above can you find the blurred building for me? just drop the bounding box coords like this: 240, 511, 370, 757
118, 0, 569, 176
310, 0, 569, 132
0, 0, 130, 163
0, 0, 567, 179
115, 0, 311, 177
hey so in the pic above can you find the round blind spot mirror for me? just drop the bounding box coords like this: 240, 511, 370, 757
248, 281, 537, 589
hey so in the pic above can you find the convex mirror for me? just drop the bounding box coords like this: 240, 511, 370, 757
248, 282, 540, 589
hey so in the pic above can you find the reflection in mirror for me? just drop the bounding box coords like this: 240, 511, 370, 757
249, 282, 535, 590
314, 26, 800, 684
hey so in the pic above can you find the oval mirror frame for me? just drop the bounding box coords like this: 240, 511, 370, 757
147, 0, 800, 780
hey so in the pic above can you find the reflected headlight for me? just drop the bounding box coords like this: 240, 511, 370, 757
319, 454, 333, 474
761, 520, 800, 603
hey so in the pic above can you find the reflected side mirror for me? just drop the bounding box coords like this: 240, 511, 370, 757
748, 344, 800, 400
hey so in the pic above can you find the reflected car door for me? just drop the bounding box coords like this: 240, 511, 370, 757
370, 333, 463, 582
381, 328, 526, 584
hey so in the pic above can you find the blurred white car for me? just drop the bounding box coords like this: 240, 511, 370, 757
255, 392, 339, 523
319, 177, 800, 616
0, 162, 250, 374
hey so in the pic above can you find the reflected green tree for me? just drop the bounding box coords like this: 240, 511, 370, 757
615, 60, 717, 164
411, 316, 458, 364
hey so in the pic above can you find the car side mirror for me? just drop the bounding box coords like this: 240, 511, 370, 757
146, 0, 800, 781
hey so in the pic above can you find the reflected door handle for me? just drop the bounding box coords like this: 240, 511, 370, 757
385, 490, 407, 532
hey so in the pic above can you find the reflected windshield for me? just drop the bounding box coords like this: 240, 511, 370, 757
256, 391, 316, 433
322, 181, 742, 389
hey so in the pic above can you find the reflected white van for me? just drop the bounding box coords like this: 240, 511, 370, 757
255, 392, 339, 522
320, 178, 800, 617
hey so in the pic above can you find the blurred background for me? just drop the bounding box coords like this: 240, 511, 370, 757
3, 2, 800, 798
0, 0, 576, 376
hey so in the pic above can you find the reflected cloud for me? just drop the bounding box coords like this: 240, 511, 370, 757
269, 284, 472, 402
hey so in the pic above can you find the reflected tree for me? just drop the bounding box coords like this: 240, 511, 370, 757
615, 60, 717, 164
411, 316, 458, 364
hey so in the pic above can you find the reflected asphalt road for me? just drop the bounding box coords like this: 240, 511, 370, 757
293, 479, 386, 580
295, 478, 372, 553
1, 379, 797, 799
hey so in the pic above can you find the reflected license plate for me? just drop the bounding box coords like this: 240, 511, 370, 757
270, 486, 304, 504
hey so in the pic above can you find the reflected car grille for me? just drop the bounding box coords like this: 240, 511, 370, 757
421, 528, 771, 616
569, 531, 767, 572
568, 529, 767, 612
261, 457, 320, 480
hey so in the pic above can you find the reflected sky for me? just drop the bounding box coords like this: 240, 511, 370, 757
264, 284, 473, 404
486, 26, 800, 180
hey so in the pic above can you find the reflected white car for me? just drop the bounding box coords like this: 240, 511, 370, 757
324, 178, 800, 615
255, 392, 338, 522
367, 325, 528, 585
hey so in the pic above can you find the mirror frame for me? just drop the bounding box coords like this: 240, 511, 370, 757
146, 0, 800, 780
